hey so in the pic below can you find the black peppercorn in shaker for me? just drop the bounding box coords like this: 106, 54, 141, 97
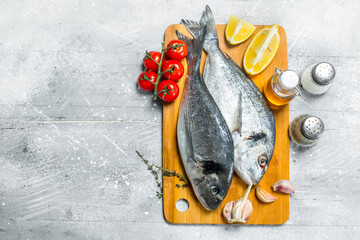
289, 115, 324, 147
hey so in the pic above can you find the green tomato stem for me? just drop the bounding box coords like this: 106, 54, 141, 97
157, 83, 171, 97
145, 51, 159, 65
163, 43, 184, 52
160, 66, 175, 75
141, 71, 155, 85
152, 42, 166, 100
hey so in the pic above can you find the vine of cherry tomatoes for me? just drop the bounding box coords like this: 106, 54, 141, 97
138, 40, 188, 102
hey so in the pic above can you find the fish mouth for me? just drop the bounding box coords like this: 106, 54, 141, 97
199, 196, 222, 210
234, 167, 254, 186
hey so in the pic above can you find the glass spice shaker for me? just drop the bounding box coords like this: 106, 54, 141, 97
289, 114, 325, 147
300, 62, 335, 95
263, 67, 301, 109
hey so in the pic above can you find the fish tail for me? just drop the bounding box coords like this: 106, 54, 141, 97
200, 5, 218, 51
180, 19, 201, 40
176, 25, 206, 72
181, 5, 218, 52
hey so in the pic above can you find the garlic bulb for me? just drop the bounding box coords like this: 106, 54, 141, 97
231, 198, 253, 223
223, 184, 253, 223
223, 198, 253, 223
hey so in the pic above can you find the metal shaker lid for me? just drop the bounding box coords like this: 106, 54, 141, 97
312, 62, 335, 85
300, 116, 324, 140
279, 70, 300, 90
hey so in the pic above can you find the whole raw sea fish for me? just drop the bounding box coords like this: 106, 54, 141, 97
181, 6, 276, 188
176, 26, 234, 210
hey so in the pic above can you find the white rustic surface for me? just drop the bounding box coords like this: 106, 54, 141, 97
0, 0, 359, 239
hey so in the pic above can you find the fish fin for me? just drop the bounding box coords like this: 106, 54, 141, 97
203, 55, 210, 82
181, 19, 201, 39
175, 30, 192, 44
176, 26, 206, 63
181, 6, 218, 52
232, 92, 243, 134
199, 5, 218, 52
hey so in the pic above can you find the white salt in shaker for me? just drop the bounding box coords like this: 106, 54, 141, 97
300, 62, 335, 95
289, 114, 324, 147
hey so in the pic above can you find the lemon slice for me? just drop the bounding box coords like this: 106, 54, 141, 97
243, 24, 280, 75
225, 14, 256, 45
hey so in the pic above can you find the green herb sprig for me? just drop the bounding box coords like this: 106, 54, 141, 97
136, 151, 189, 198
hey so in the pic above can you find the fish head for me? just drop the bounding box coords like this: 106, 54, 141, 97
195, 173, 228, 210
193, 160, 232, 210
235, 134, 273, 186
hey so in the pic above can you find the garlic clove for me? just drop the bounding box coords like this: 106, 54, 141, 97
229, 198, 253, 223
240, 200, 253, 222
272, 179, 295, 194
255, 185, 277, 203
222, 201, 234, 222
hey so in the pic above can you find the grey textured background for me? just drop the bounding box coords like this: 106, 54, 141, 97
0, 0, 359, 239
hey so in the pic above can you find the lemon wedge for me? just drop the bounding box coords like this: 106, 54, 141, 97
225, 14, 256, 45
243, 24, 280, 75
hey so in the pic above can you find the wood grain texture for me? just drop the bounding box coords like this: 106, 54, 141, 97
163, 24, 289, 224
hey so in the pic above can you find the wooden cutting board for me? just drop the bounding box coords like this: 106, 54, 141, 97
162, 24, 289, 224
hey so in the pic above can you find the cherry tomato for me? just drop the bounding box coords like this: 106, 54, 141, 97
161, 60, 184, 81
143, 51, 161, 72
157, 80, 179, 102
166, 40, 188, 60
138, 71, 157, 91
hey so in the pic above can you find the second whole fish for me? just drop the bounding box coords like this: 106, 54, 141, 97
181, 6, 276, 189
176, 25, 234, 210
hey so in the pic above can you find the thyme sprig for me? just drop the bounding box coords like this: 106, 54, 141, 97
162, 168, 189, 189
136, 150, 189, 198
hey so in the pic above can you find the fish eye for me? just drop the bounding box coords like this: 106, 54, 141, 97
258, 153, 268, 167
210, 185, 219, 195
